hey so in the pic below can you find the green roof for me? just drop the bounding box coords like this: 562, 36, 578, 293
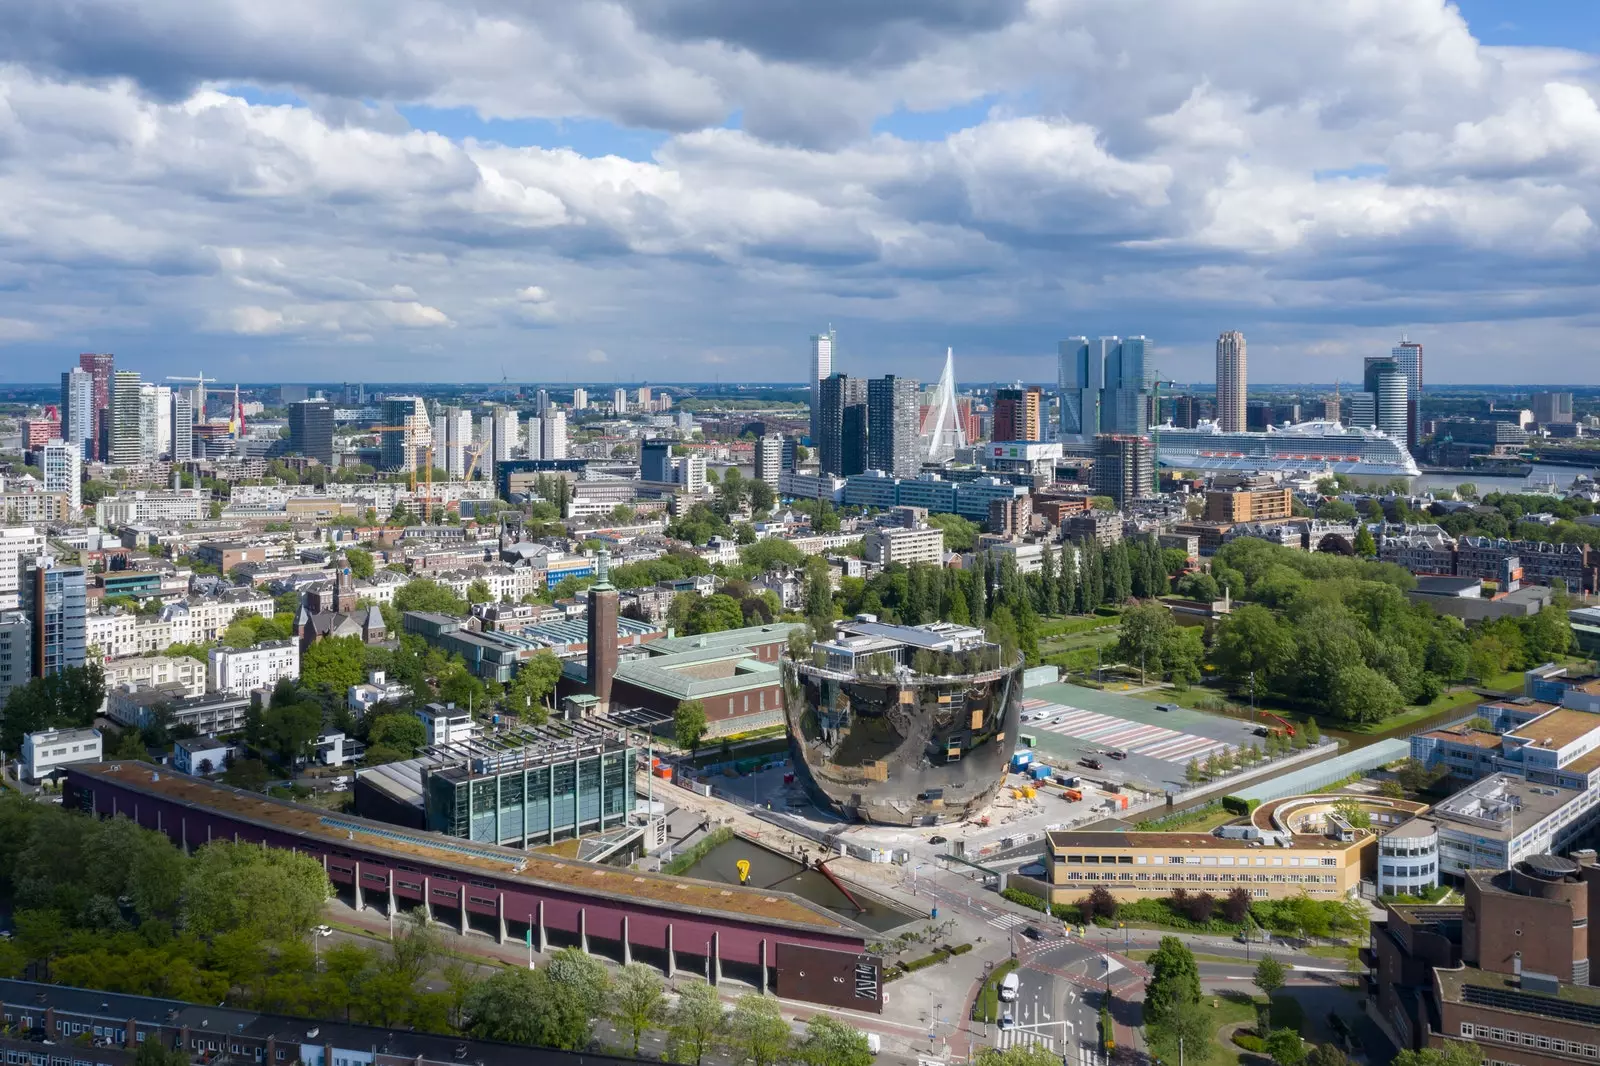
645, 622, 805, 657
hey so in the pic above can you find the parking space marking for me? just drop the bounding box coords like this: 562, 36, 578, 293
1021, 700, 1235, 765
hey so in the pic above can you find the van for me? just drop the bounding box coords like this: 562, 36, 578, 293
1156, 703, 1177, 712
999, 972, 1020, 1002
866, 1034, 881, 1055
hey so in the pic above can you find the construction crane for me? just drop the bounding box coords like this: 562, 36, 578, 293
367, 427, 437, 522
166, 373, 217, 422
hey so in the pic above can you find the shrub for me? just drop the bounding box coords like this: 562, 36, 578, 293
947, 943, 973, 956
1222, 795, 1261, 815
1050, 902, 1084, 923
1233, 1033, 1266, 1052
1001, 887, 1047, 912
1080, 885, 1119, 921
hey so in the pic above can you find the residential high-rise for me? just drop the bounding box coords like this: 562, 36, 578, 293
1060, 336, 1150, 437
21, 554, 86, 679
524, 418, 544, 460
77, 353, 113, 461
488, 407, 516, 482
137, 384, 171, 460
817, 373, 867, 477
441, 406, 474, 478
288, 399, 334, 465
171, 392, 193, 463
636, 386, 651, 410
1090, 434, 1153, 508
60, 368, 94, 459
0, 610, 28, 706
809, 327, 835, 444
612, 388, 628, 414
540, 410, 568, 461
1532, 391, 1575, 425
109, 370, 143, 466
640, 439, 673, 483
1391, 336, 1424, 447
571, 388, 589, 411
993, 386, 1041, 443
867, 375, 920, 477
1215, 331, 1247, 432
535, 389, 552, 417
380, 397, 430, 470
0, 527, 48, 611
754, 434, 784, 487
41, 440, 82, 517
1348, 391, 1377, 429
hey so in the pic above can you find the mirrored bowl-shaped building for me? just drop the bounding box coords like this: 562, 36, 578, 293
782, 619, 1023, 825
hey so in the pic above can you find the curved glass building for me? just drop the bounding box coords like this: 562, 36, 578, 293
782, 620, 1023, 826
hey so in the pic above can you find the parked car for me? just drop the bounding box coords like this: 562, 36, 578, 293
314, 924, 333, 937
928, 835, 947, 845
1156, 703, 1178, 712
1080, 757, 1102, 770
1109, 750, 1127, 760
998, 1013, 1015, 1031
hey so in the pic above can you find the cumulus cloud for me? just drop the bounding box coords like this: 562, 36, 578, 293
0, 0, 1598, 380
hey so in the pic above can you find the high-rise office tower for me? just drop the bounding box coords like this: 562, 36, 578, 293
640, 439, 673, 483
288, 399, 334, 465
1059, 337, 1102, 437
818, 373, 867, 477
1171, 395, 1200, 429
1348, 392, 1377, 429
137, 384, 172, 460
754, 434, 784, 487
818, 373, 866, 477
1215, 331, 1247, 432
540, 410, 568, 460
993, 386, 1042, 443
1391, 336, 1423, 447
22, 554, 86, 678
41, 440, 82, 517
77, 353, 113, 461
571, 388, 589, 411
171, 392, 193, 463
1364, 358, 1409, 443
535, 389, 551, 417
109, 370, 142, 466
441, 406, 473, 477
867, 375, 920, 477
612, 388, 628, 414
1060, 336, 1150, 437
342, 382, 365, 406
1532, 392, 1575, 425
1090, 434, 1154, 507
809, 328, 835, 444
1103, 336, 1149, 435
60, 368, 94, 459
380, 397, 430, 470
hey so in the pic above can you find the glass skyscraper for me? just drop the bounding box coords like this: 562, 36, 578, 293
22, 557, 86, 678
1059, 335, 1151, 438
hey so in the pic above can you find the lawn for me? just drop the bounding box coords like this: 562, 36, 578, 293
1191, 990, 1264, 1066
1303, 944, 1361, 970
1036, 612, 1122, 640
1135, 802, 1241, 833
972, 959, 1018, 1024
1127, 949, 1245, 966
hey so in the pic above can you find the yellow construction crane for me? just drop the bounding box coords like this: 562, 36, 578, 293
367, 427, 437, 522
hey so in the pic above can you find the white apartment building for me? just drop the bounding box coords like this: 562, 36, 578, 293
612, 388, 628, 414
173, 737, 235, 776
572, 388, 588, 410
41, 440, 82, 517
348, 669, 411, 713
102, 655, 207, 703
208, 640, 300, 695
862, 525, 945, 567
86, 592, 275, 658
433, 564, 540, 603
672, 455, 707, 495
21, 727, 102, 784
95, 489, 208, 526
417, 702, 473, 746
0, 526, 47, 610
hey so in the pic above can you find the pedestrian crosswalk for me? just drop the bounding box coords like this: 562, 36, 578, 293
1022, 698, 1234, 765
995, 1028, 1055, 1052
987, 912, 1029, 929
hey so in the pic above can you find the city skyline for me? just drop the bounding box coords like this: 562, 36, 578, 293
1, 3, 1600, 383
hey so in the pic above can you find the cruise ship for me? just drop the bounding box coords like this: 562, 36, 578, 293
1156, 419, 1420, 477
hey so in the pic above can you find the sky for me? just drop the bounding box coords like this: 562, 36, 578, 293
3, 1, 1600, 386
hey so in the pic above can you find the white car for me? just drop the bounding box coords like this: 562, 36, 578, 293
998, 1013, 1015, 1031
314, 925, 333, 937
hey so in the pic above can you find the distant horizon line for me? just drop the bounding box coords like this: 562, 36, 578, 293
3, 380, 1599, 391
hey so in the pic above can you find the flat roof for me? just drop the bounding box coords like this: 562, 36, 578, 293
1433, 773, 1579, 837
1437, 963, 1600, 1018
644, 622, 804, 657
1563, 747, 1600, 774
1047, 829, 1352, 852
1509, 707, 1600, 750
1417, 728, 1502, 750
74, 762, 857, 935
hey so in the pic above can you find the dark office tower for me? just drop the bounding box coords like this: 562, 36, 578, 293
640, 438, 673, 483
818, 373, 867, 477
587, 549, 619, 712
78, 353, 113, 460
993, 386, 1041, 443
1090, 434, 1153, 508
288, 399, 335, 465
342, 383, 365, 405
109, 370, 143, 466
1246, 401, 1274, 432
1171, 395, 1199, 429
22, 555, 86, 679
867, 375, 921, 477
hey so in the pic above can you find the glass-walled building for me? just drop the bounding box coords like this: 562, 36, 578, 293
423, 743, 637, 846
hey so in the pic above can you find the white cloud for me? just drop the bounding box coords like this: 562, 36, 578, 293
0, 2, 1598, 380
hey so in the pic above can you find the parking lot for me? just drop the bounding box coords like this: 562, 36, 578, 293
1017, 682, 1269, 794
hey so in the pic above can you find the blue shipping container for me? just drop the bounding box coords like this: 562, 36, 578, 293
1030, 764, 1053, 780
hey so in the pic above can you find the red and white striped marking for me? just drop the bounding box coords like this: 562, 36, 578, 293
1020, 699, 1232, 765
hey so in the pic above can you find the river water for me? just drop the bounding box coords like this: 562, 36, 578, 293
1409, 461, 1599, 498
680, 837, 918, 932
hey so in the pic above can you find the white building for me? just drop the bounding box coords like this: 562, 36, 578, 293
0, 526, 48, 610
572, 388, 588, 410
754, 434, 784, 486
102, 655, 207, 703
417, 702, 473, 746
21, 727, 102, 784
672, 455, 707, 495
540, 410, 568, 460
442, 406, 475, 479
208, 640, 300, 695
862, 525, 944, 567
315, 730, 363, 767
95, 489, 208, 526
348, 669, 411, 713
173, 736, 235, 776
40, 440, 82, 517
612, 388, 628, 414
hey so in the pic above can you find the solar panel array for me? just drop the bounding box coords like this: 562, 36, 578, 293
1461, 983, 1600, 1026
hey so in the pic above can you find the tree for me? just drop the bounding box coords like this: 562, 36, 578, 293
1393, 1047, 1486, 1066
729, 993, 793, 1066
1143, 936, 1201, 1027
1353, 526, 1377, 557
668, 980, 727, 1065
1146, 997, 1212, 1066
1222, 887, 1252, 924
0, 664, 106, 753
387, 906, 439, 985
221, 757, 269, 791
686, 593, 746, 635
609, 963, 667, 1056
463, 968, 544, 1044
1254, 954, 1287, 998
537, 948, 611, 1049
795, 1015, 873, 1066
302, 635, 368, 692
135, 1037, 191, 1066
1116, 602, 1172, 683
508, 651, 563, 720
926, 512, 980, 551
1306, 1046, 1349, 1066
1301, 717, 1321, 745
1331, 798, 1373, 830
182, 841, 331, 941
393, 578, 468, 617
1184, 757, 1201, 785
465, 579, 493, 604
260, 701, 324, 763
367, 712, 426, 753
344, 548, 376, 580
1265, 1028, 1307, 1066
675, 699, 709, 754
974, 1048, 1062, 1066
1210, 604, 1292, 698
741, 537, 806, 573
1328, 663, 1404, 724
